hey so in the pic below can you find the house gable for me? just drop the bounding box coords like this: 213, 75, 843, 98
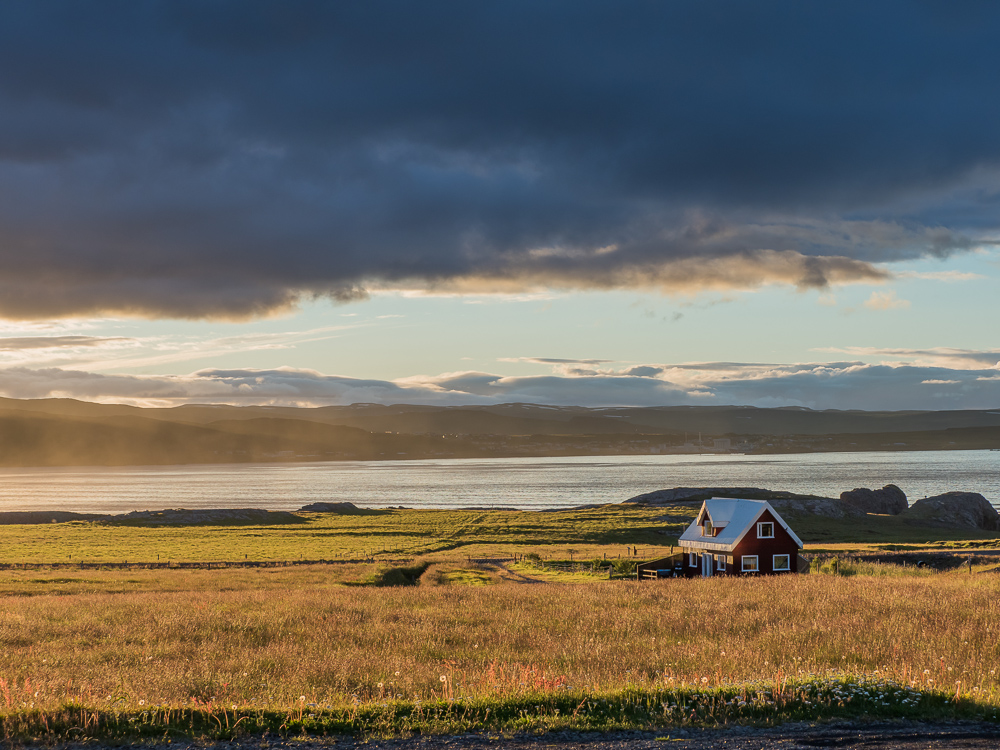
678, 498, 803, 554
726, 503, 803, 551
730, 508, 801, 574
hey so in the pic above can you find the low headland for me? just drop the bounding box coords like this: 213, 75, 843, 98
1, 484, 999, 742
1, 397, 999, 465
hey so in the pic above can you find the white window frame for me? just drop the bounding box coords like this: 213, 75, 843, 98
757, 521, 774, 539
741, 555, 759, 572
702, 519, 713, 537
689, 552, 697, 567
715, 554, 726, 571
773, 554, 791, 572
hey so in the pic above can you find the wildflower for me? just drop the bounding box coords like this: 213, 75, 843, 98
395, 671, 400, 677
701, 677, 708, 684
299, 695, 306, 702
139, 700, 145, 706
377, 683, 383, 689
440, 676, 447, 682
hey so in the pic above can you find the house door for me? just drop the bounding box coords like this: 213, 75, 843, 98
701, 552, 713, 578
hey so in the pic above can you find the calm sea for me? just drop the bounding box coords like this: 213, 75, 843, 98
0, 450, 997, 514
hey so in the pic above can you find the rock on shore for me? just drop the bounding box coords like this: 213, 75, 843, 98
840, 484, 908, 515
906, 492, 1000, 531
298, 501, 363, 513
623, 486, 867, 519
0, 508, 306, 525
107, 508, 305, 525
625, 485, 1000, 531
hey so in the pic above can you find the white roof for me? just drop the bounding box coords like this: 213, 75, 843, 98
677, 497, 803, 552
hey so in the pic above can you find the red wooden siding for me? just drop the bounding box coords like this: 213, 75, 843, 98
730, 508, 800, 575
681, 508, 800, 577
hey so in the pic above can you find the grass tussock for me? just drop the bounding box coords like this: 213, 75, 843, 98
1, 573, 999, 739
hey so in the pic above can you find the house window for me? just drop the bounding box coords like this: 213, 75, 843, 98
773, 554, 791, 571
702, 519, 713, 536
741, 555, 759, 572
716, 554, 726, 571
757, 521, 774, 538
689, 552, 697, 567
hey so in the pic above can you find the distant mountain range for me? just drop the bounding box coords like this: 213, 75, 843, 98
0, 397, 998, 466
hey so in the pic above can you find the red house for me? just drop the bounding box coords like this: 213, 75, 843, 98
678, 498, 804, 577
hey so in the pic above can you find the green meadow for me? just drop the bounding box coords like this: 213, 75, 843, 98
1, 503, 999, 741
0, 505, 692, 565
2, 502, 996, 566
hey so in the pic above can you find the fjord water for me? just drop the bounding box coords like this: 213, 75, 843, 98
0, 450, 997, 514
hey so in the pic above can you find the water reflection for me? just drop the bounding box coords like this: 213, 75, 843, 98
0, 450, 996, 513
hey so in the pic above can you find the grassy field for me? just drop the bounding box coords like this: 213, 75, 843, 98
2, 502, 997, 565
2, 504, 1000, 740
0, 505, 692, 564
1, 570, 999, 739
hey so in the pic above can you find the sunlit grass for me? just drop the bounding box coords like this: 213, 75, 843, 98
2, 503, 999, 740
2, 503, 994, 567
0, 506, 690, 564
2, 574, 998, 707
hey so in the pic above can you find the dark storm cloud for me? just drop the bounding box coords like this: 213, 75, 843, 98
1, 1, 999, 317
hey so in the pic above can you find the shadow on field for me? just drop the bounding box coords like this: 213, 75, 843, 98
344, 561, 432, 587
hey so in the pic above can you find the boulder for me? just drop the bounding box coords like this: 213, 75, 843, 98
839, 484, 908, 515
904, 492, 1000, 531
298, 501, 362, 514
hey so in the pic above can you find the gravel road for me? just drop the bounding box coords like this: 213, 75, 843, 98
37, 722, 1000, 750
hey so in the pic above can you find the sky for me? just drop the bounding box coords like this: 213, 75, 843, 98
0, 1, 999, 410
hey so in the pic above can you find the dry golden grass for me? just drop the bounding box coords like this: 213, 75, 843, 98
1, 572, 998, 715
0, 563, 374, 596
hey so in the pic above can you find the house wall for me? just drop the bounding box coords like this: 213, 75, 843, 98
680, 547, 736, 577
682, 509, 800, 577
731, 509, 800, 575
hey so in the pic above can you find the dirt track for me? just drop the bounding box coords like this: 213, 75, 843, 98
39, 721, 1000, 750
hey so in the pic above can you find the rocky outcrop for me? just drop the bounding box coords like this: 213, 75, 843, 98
768, 495, 867, 519
625, 487, 824, 505
904, 492, 1000, 531
106, 508, 304, 526
299, 501, 362, 514
840, 484, 908, 515
623, 487, 866, 519
1, 508, 307, 526
0, 511, 108, 524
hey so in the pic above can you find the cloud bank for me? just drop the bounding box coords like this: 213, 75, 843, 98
0, 2, 999, 318
2, 358, 998, 411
